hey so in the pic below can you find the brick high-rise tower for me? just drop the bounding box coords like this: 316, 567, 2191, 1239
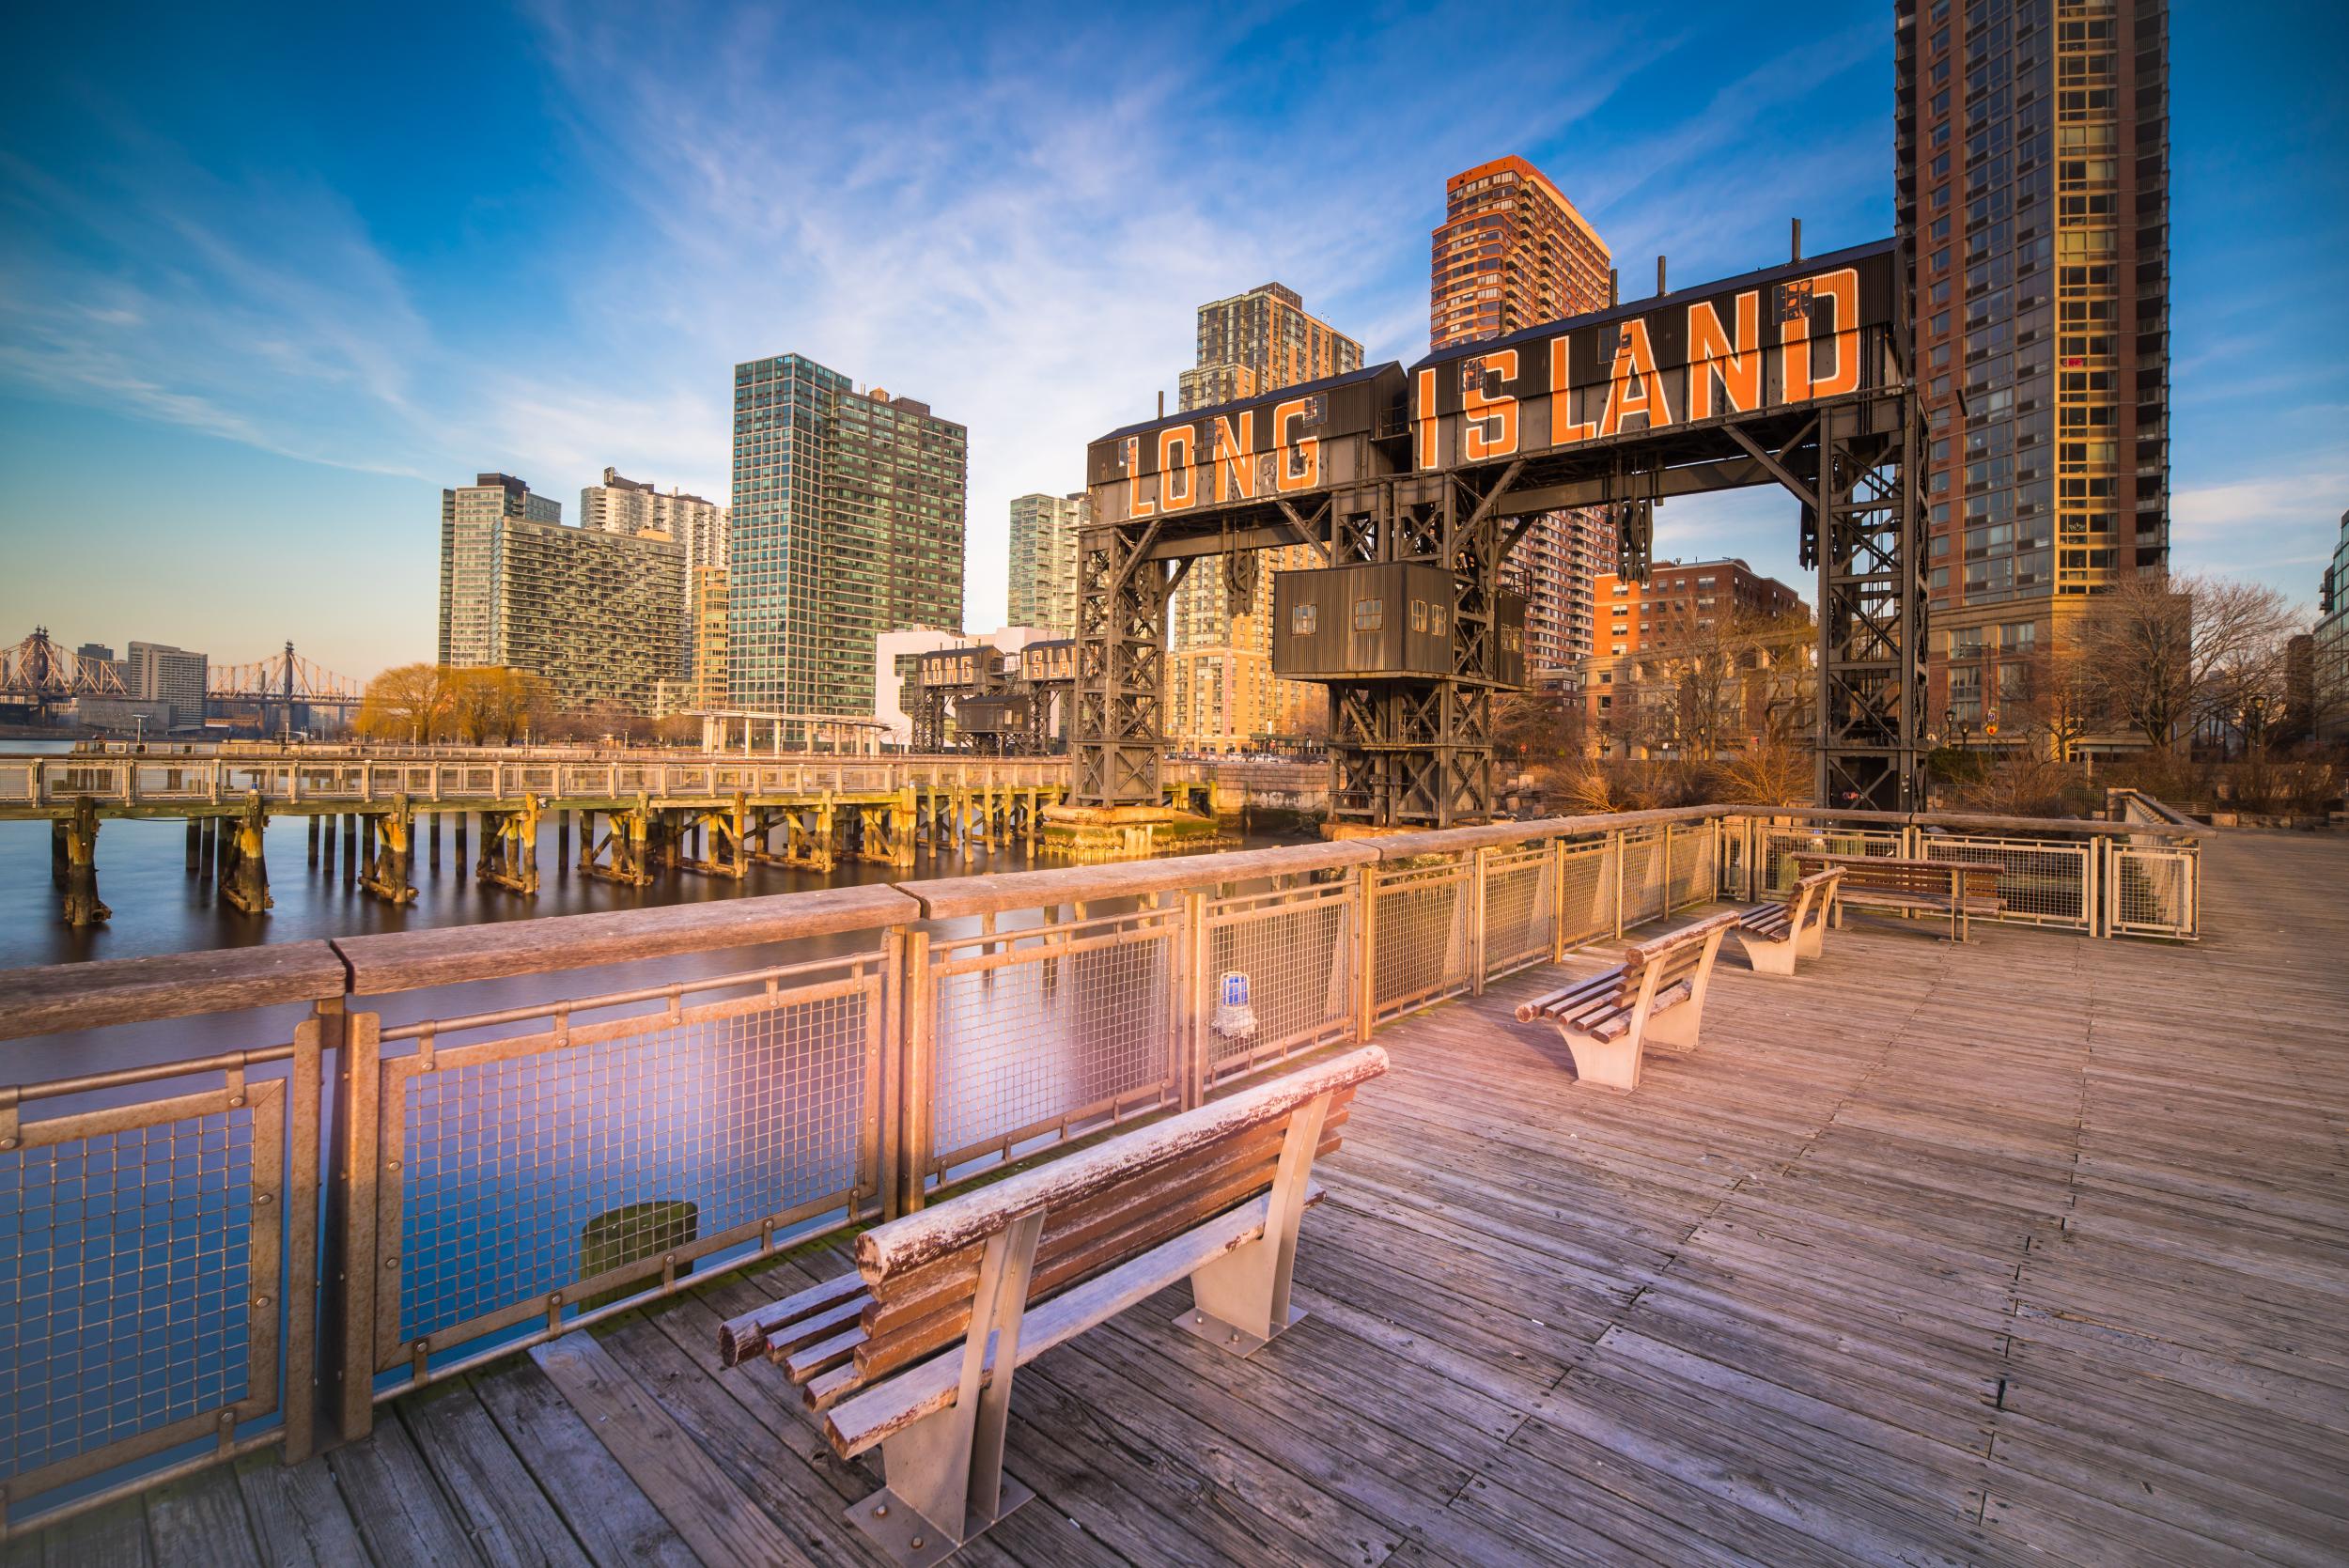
1432, 156, 1616, 682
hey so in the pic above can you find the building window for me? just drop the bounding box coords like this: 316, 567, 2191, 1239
1291, 604, 1316, 634
1410, 599, 1428, 632
1353, 598, 1384, 631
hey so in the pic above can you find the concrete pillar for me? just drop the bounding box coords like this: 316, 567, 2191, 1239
556, 809, 569, 867
199, 816, 218, 879
342, 815, 359, 881
306, 815, 319, 866
429, 811, 443, 869
454, 813, 468, 877
190, 817, 205, 874
321, 814, 335, 875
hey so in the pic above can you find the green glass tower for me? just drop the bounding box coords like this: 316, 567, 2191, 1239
729, 354, 968, 715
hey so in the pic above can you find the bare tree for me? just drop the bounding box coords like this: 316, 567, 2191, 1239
2069, 571, 2299, 752
356, 663, 455, 743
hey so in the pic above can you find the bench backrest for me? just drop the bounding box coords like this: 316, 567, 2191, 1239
1781, 865, 1844, 935
832, 1045, 1387, 1401
1797, 855, 1999, 900
1612, 909, 1740, 1007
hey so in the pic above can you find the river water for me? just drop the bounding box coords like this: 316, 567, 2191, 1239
0, 738, 1063, 971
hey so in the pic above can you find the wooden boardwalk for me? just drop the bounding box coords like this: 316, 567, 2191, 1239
23, 830, 2349, 1566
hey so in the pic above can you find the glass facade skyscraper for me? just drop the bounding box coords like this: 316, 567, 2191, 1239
1007, 491, 1084, 637
1897, 0, 2170, 730
728, 354, 968, 715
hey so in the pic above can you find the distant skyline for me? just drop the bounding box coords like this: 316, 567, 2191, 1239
3, 1, 2344, 680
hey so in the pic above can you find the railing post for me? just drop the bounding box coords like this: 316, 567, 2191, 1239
2092, 836, 2108, 939
1549, 834, 1569, 964
1661, 823, 1674, 913
1611, 830, 1626, 939
1178, 889, 1208, 1109
327, 1008, 382, 1445
1353, 862, 1377, 1042
281, 1000, 330, 1465
901, 929, 933, 1213
1470, 846, 1490, 995
878, 925, 909, 1219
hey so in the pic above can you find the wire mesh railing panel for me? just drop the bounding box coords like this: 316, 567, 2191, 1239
1558, 839, 1616, 946
926, 911, 1177, 1185
1665, 825, 1714, 913
1371, 862, 1470, 1020
1481, 846, 1555, 981
382, 968, 879, 1360
1619, 831, 1669, 927
1, 1082, 284, 1504
1202, 884, 1356, 1084
1920, 835, 2092, 930
1755, 825, 1906, 895
2108, 843, 2198, 939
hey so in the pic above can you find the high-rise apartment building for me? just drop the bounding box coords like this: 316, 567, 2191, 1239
730, 356, 967, 716
2315, 510, 2349, 745
1432, 156, 1618, 681
1007, 492, 1084, 638
436, 472, 684, 713
1176, 283, 1363, 412
440, 474, 563, 670
582, 469, 728, 676
1896, 0, 2170, 729
1166, 285, 1362, 748
126, 641, 207, 728
692, 567, 729, 711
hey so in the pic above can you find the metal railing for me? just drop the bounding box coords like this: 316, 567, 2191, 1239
0, 752, 1102, 814
0, 799, 2203, 1532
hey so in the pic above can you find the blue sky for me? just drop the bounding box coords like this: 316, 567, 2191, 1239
2, 1, 2343, 681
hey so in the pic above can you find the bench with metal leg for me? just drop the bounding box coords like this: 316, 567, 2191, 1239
1513, 911, 1738, 1091
714, 1044, 1388, 1566
1732, 865, 1844, 975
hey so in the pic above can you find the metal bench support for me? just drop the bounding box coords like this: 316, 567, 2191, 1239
1175, 1090, 1330, 1356
849, 1208, 1046, 1568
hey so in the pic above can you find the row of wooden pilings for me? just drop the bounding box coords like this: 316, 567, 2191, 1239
52, 784, 1069, 926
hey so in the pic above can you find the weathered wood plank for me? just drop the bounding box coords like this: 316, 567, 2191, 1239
531, 1329, 820, 1568
335, 881, 918, 994
0, 941, 346, 1043
399, 1377, 594, 1568
140, 1464, 260, 1568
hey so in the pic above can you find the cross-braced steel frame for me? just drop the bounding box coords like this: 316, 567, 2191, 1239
1075, 347, 1923, 822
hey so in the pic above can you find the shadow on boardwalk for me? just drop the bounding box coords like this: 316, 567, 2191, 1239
28, 831, 2349, 1567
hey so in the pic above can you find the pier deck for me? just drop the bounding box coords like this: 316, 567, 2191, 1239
23, 829, 2349, 1566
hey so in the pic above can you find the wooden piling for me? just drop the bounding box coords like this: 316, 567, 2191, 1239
306, 815, 320, 865
190, 817, 204, 873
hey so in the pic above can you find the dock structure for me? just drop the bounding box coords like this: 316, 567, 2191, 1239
7, 804, 2341, 1563
0, 750, 1196, 921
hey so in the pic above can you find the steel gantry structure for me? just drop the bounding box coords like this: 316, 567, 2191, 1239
1077, 238, 1926, 827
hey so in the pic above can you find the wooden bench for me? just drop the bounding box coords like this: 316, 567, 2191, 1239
1511, 911, 1739, 1091
714, 1045, 1388, 1565
1732, 866, 1844, 976
1793, 852, 2001, 943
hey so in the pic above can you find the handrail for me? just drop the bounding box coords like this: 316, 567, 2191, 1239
0, 942, 348, 1043
0, 799, 2199, 1044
